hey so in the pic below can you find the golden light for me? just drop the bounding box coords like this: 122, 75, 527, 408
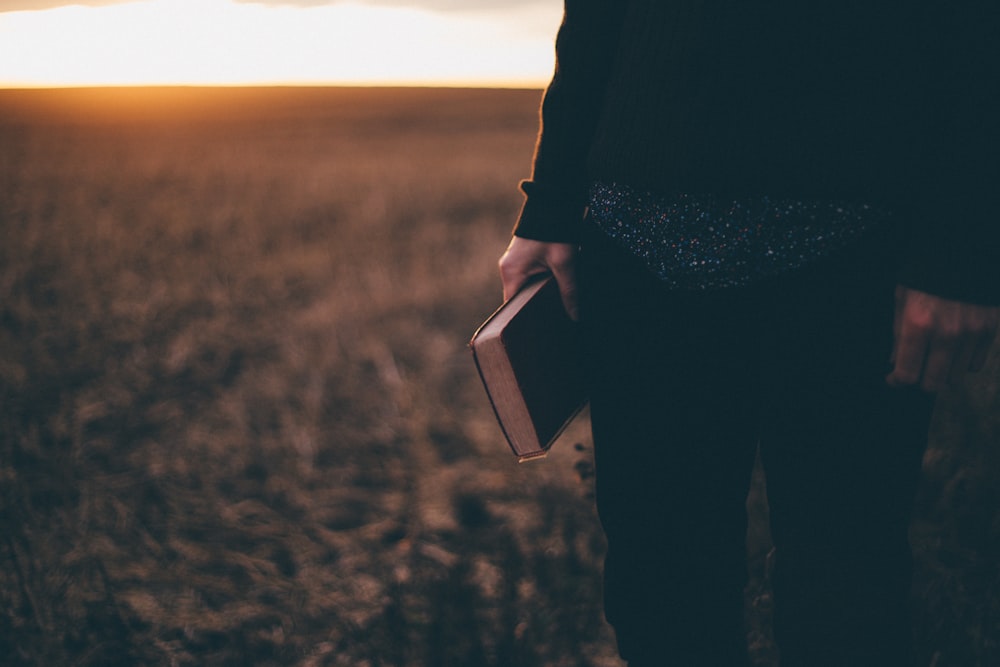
0, 0, 560, 87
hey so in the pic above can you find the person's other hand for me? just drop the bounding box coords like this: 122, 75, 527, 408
886, 285, 1000, 392
498, 236, 579, 320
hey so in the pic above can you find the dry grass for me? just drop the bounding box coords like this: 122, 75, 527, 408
0, 87, 997, 667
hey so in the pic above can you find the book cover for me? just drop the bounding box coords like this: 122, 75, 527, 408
470, 276, 588, 461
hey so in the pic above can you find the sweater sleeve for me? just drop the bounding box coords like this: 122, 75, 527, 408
896, 4, 1000, 306
512, 0, 627, 243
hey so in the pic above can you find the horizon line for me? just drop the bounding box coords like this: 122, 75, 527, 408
0, 80, 549, 91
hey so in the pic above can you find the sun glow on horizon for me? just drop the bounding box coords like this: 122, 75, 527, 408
0, 0, 559, 87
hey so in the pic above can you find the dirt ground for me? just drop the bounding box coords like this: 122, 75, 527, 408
1, 87, 997, 666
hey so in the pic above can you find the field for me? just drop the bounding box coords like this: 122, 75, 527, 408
0, 87, 998, 667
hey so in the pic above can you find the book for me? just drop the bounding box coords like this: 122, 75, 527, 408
470, 276, 588, 462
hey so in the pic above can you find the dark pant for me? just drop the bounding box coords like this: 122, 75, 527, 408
579, 222, 936, 667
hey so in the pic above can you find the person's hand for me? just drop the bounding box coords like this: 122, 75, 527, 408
498, 236, 579, 320
886, 286, 1000, 392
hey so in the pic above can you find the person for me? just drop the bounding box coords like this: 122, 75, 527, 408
498, 3, 999, 666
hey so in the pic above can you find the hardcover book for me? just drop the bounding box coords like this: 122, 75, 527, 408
470, 276, 588, 461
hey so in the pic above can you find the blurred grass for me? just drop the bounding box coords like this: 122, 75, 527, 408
0, 87, 997, 667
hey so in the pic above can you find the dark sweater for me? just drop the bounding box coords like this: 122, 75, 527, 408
514, 0, 999, 305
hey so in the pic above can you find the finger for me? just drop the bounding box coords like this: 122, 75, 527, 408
950, 307, 999, 375
949, 337, 980, 384
967, 325, 998, 373
501, 267, 545, 302
886, 317, 931, 388
549, 259, 579, 321
499, 253, 546, 302
889, 285, 906, 365
946, 318, 996, 380
556, 280, 579, 321
921, 335, 959, 392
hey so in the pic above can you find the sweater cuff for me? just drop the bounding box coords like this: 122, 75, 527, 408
512, 180, 587, 243
895, 212, 1000, 306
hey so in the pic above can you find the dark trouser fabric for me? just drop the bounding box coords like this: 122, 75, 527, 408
579, 222, 936, 667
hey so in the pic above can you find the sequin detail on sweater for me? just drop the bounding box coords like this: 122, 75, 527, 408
588, 182, 888, 290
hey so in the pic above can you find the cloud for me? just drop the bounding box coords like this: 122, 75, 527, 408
0, 0, 138, 12
234, 0, 545, 12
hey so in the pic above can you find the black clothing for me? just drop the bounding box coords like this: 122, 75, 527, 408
512, 3, 998, 663
516, 1, 999, 305
580, 222, 935, 666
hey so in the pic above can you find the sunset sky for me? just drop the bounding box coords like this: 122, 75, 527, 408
0, 0, 561, 87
